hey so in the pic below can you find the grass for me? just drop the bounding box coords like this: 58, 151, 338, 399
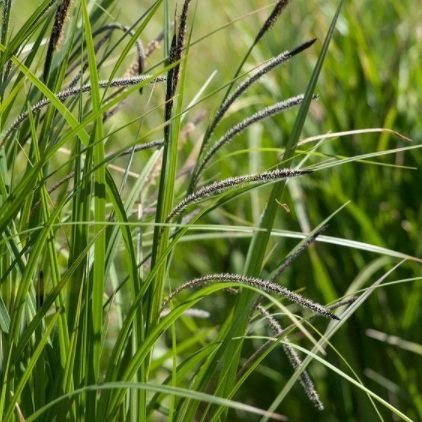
0, 0, 421, 421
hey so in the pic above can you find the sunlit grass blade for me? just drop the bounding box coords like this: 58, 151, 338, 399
366, 329, 422, 356
80, 2, 107, 419
178, 4, 347, 420
3, 309, 62, 422
262, 260, 406, 420
275, 342, 412, 422
26, 381, 287, 422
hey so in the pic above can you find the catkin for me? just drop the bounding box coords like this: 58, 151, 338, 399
161, 273, 339, 320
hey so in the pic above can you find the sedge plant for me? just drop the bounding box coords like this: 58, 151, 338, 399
0, 1, 420, 422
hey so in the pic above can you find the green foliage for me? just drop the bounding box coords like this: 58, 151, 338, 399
0, 0, 421, 421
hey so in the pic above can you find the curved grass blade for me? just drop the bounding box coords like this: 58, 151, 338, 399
210, 4, 347, 420
275, 342, 412, 422
261, 260, 406, 421
25, 381, 286, 422
104, 282, 291, 420
3, 310, 62, 422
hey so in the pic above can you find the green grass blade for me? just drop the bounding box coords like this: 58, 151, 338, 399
262, 260, 406, 421
212, 3, 347, 419
26, 381, 287, 422
81, 3, 105, 409
3, 310, 62, 422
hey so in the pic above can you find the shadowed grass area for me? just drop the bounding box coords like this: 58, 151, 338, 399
0, 0, 421, 421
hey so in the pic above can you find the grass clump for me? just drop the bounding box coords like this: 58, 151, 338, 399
0, 1, 420, 421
